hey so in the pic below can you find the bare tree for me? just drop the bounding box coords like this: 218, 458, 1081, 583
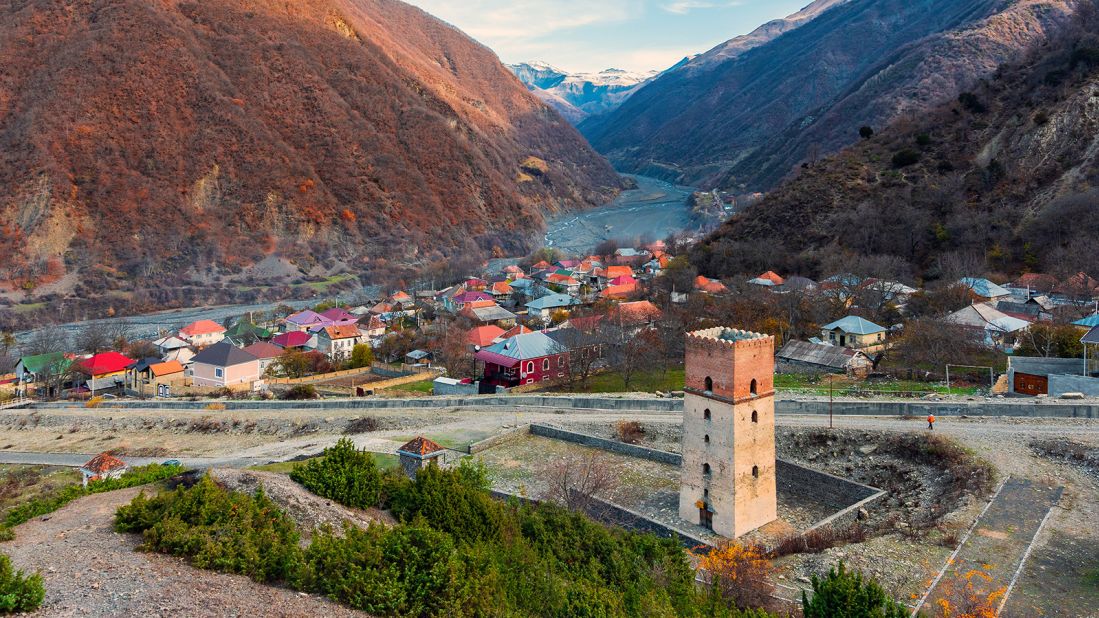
75, 320, 134, 354
540, 452, 618, 512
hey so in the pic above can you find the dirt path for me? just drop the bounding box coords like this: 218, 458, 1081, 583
0, 487, 367, 617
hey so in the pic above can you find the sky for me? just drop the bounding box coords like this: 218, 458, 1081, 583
404, 0, 811, 74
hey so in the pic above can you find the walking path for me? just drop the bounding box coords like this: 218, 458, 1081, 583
913, 477, 1063, 616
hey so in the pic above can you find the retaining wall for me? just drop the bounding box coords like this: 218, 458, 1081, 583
469, 425, 531, 454
777, 398, 1099, 419
1048, 374, 1099, 398
529, 424, 682, 465
576, 493, 713, 550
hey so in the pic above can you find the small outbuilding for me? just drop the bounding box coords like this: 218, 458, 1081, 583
397, 436, 447, 479
79, 452, 128, 487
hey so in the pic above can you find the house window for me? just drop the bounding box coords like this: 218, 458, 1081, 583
558, 356, 565, 368
704, 376, 713, 392
752, 465, 759, 478
526, 378, 534, 385
751, 410, 758, 423
543, 358, 550, 371
215, 368, 224, 378
703, 409, 711, 421
526, 361, 534, 373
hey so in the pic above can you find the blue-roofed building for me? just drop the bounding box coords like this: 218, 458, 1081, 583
959, 277, 1011, 300
473, 331, 568, 388
525, 293, 581, 320
1073, 314, 1099, 329
820, 316, 888, 352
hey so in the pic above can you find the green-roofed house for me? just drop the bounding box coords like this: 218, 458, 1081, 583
820, 316, 888, 352
14, 352, 73, 398
223, 320, 273, 346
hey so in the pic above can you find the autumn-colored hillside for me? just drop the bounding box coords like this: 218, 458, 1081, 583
690, 10, 1099, 284
0, 0, 624, 303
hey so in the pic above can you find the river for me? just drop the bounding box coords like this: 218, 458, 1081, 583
542, 174, 697, 255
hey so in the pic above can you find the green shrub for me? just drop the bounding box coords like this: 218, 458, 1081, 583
387, 461, 504, 543
0, 554, 44, 614
891, 149, 921, 168
802, 561, 907, 618
116, 475, 301, 583
915, 133, 931, 146
289, 438, 381, 509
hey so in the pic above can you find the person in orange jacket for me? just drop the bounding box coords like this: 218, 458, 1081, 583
927, 414, 935, 430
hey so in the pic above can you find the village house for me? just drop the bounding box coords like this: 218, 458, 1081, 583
126, 359, 186, 396
777, 340, 873, 377
609, 300, 662, 330
178, 319, 226, 348
820, 316, 887, 352
358, 315, 387, 341
525, 293, 580, 321
546, 273, 582, 295
319, 307, 359, 326
748, 271, 785, 287
474, 331, 568, 388
489, 280, 513, 302
468, 325, 506, 348
694, 275, 728, 294
945, 303, 1029, 351
79, 452, 128, 487
223, 319, 272, 346
316, 325, 363, 361
959, 277, 1011, 302
462, 301, 518, 328
284, 310, 329, 333
187, 342, 261, 389
271, 330, 314, 350
74, 351, 135, 393
152, 335, 190, 356
13, 352, 72, 397
243, 341, 285, 373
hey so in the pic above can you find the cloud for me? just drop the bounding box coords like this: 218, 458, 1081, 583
661, 0, 742, 14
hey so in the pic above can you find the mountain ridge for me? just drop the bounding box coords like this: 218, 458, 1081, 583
0, 0, 625, 303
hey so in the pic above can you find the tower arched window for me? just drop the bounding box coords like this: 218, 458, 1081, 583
751, 410, 758, 423
703, 409, 711, 421
752, 465, 759, 478
704, 376, 713, 392
704, 434, 710, 444
750, 378, 758, 396
703, 463, 711, 477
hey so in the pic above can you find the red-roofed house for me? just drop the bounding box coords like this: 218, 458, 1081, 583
489, 280, 513, 301
468, 325, 506, 348
611, 301, 663, 327
80, 452, 128, 487
600, 282, 640, 300
179, 320, 226, 347
695, 275, 729, 294
243, 342, 285, 372
74, 351, 135, 393
748, 271, 785, 287
272, 331, 313, 350
546, 273, 581, 295
501, 324, 534, 339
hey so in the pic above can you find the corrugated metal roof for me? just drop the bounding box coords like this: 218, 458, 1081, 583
821, 316, 886, 335
777, 340, 859, 370
1010, 356, 1083, 377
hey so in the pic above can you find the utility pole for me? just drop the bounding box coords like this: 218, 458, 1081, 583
829, 374, 834, 429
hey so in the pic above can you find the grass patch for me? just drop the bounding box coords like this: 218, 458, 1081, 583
11, 303, 46, 315
0, 466, 81, 515
250, 453, 399, 475
379, 377, 436, 394
304, 273, 356, 292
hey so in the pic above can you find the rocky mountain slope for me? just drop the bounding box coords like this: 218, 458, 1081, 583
508, 62, 662, 123
690, 14, 1099, 283
582, 0, 1083, 192
0, 0, 624, 300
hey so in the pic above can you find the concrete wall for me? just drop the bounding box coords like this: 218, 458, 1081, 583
529, 424, 681, 465
1048, 374, 1099, 397
776, 398, 1099, 419
469, 425, 530, 454
432, 379, 480, 396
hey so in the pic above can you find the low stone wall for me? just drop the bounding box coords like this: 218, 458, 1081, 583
529, 424, 682, 465
469, 425, 531, 454
775, 460, 886, 532
576, 493, 713, 551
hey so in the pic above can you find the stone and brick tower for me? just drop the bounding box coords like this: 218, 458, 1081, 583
679, 327, 777, 538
